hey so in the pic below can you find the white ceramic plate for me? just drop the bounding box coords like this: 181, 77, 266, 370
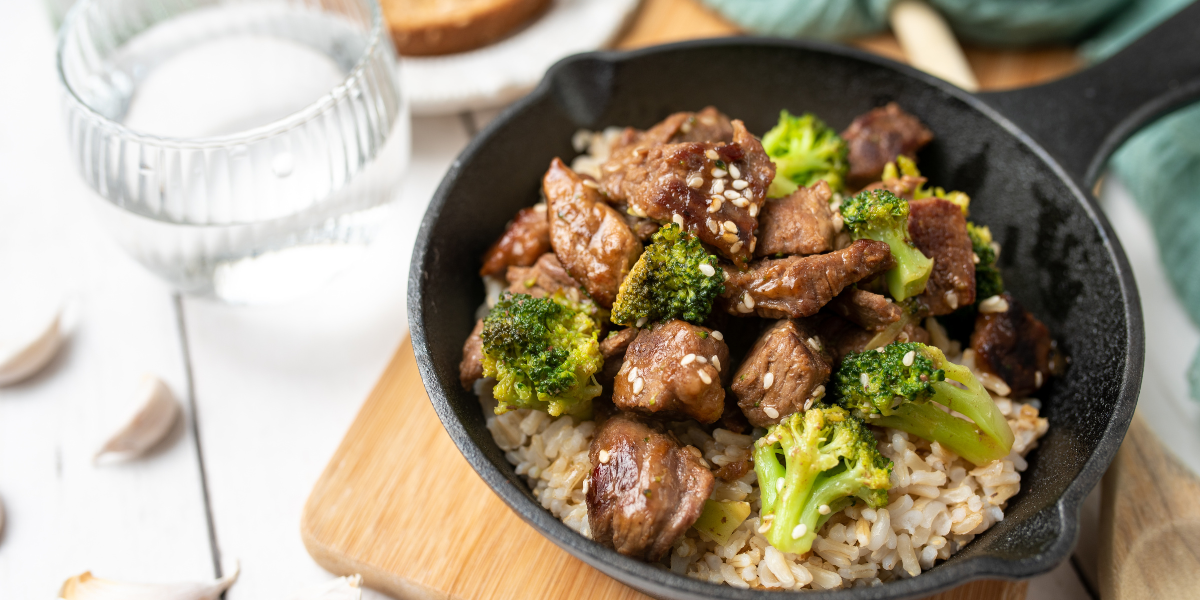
398, 0, 641, 115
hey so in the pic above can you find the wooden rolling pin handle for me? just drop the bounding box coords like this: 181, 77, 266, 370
888, 0, 980, 92
1099, 412, 1200, 600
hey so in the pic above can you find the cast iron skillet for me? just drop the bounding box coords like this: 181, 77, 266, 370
410, 5, 1200, 599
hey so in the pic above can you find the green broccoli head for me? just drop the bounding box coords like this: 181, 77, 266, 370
481, 292, 602, 417
754, 405, 892, 555
841, 189, 934, 302
762, 110, 849, 197
967, 222, 1005, 301
610, 224, 724, 327
831, 342, 1015, 465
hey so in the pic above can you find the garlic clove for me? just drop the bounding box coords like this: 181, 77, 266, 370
0, 306, 63, 387
288, 575, 363, 600
59, 560, 239, 600
95, 375, 181, 463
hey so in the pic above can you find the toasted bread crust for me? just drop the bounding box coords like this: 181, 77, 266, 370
385, 0, 553, 56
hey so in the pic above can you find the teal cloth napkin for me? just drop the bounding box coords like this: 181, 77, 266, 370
701, 0, 1200, 400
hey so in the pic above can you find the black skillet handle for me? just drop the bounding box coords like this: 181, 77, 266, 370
977, 1, 1200, 188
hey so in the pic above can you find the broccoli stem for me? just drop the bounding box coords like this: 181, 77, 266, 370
936, 362, 1016, 455
874, 227, 934, 301
873, 403, 1009, 466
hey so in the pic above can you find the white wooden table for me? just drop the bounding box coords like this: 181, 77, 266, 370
2, 1, 1197, 597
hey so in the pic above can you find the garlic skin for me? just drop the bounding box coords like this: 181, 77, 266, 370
95, 375, 181, 463
0, 308, 63, 386
59, 561, 239, 600
289, 575, 363, 600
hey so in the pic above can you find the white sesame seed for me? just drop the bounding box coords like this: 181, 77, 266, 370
818, 504, 831, 515
533, 203, 547, 213
707, 219, 720, 234
633, 377, 644, 394
708, 197, 723, 213
729, 165, 741, 179
743, 292, 755, 309
582, 179, 600, 189
636, 317, 648, 327
973, 252, 981, 265
903, 351, 916, 367
749, 237, 757, 252
730, 241, 743, 254
737, 301, 753, 314
861, 372, 870, 388
979, 295, 1010, 313
803, 397, 814, 411
582, 478, 589, 494
732, 179, 749, 190
711, 330, 724, 341
757, 520, 772, 534
696, 356, 707, 364
599, 450, 610, 464
687, 176, 704, 188
748, 203, 759, 217
627, 367, 639, 382
711, 179, 725, 194
711, 168, 728, 178
681, 353, 696, 366
512, 241, 525, 255
832, 213, 844, 233
792, 524, 807, 539
687, 445, 703, 458
699, 263, 716, 277
945, 290, 959, 310
1035, 371, 1044, 388
673, 213, 685, 227
723, 190, 741, 200
763, 372, 775, 389
712, 356, 721, 371
723, 221, 737, 233
705, 149, 719, 160
698, 369, 712, 384
732, 197, 749, 208
776, 478, 785, 492
876, 346, 885, 353
723, 232, 739, 243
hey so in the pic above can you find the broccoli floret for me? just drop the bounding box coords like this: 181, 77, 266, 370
762, 110, 849, 197
831, 342, 1015, 466
882, 156, 971, 214
841, 189, 934, 302
481, 292, 602, 417
610, 224, 724, 327
968, 222, 1005, 301
754, 405, 892, 555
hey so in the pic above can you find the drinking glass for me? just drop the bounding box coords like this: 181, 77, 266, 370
57, 0, 410, 303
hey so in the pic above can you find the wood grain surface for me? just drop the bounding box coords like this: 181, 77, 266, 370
1099, 413, 1200, 600
302, 3, 1087, 598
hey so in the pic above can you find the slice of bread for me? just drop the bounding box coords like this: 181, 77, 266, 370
384, 0, 554, 56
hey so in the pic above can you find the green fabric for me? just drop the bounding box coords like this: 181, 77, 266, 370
700, 0, 1129, 45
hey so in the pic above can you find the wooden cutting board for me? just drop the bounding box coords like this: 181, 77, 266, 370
301, 338, 1028, 600
302, 2, 1080, 597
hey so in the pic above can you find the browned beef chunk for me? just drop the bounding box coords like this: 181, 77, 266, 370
459, 319, 485, 390
842, 103, 934, 189
479, 205, 551, 277
719, 240, 894, 319
597, 327, 639, 397
909, 198, 975, 315
544, 159, 643, 308
505, 252, 583, 301
732, 319, 832, 427
970, 293, 1053, 397
805, 313, 874, 364
613, 320, 729, 425
600, 120, 774, 265
587, 413, 715, 561
755, 180, 836, 257
829, 287, 902, 331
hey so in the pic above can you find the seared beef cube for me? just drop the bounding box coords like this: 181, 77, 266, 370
587, 413, 715, 561
720, 239, 895, 319
505, 252, 583, 301
479, 205, 551, 277
599, 108, 733, 206
544, 159, 643, 308
909, 197, 975, 315
829, 287, 902, 331
613, 320, 729, 425
732, 319, 831, 427
459, 319, 485, 389
970, 293, 1053, 397
601, 121, 774, 265
755, 180, 836, 257
597, 327, 639, 397
842, 103, 933, 189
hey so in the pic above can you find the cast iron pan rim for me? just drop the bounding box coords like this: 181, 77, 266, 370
409, 36, 1145, 600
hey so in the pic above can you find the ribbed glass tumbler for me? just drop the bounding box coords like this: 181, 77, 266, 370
57, 0, 410, 303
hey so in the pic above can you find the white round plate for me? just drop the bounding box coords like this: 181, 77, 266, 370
398, 0, 642, 115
